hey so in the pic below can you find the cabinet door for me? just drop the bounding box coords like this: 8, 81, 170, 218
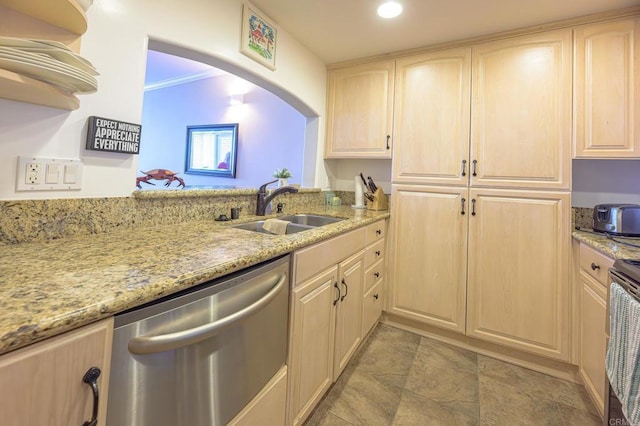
470, 29, 571, 189
388, 185, 468, 333
574, 18, 640, 158
579, 273, 607, 416
466, 189, 570, 360
325, 60, 395, 158
333, 251, 365, 379
393, 48, 471, 185
0, 318, 113, 426
288, 266, 337, 426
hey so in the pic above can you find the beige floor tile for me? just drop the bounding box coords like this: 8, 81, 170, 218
404, 337, 479, 419
392, 389, 480, 426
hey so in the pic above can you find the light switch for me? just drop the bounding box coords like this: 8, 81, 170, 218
64, 164, 77, 184
45, 164, 61, 184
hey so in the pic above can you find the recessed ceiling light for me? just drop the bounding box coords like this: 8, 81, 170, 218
377, 1, 403, 19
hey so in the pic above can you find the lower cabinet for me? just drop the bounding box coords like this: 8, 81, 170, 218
389, 185, 571, 360
577, 243, 613, 416
0, 318, 114, 426
229, 366, 288, 426
287, 222, 386, 426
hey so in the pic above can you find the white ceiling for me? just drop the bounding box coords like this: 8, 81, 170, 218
250, 0, 640, 63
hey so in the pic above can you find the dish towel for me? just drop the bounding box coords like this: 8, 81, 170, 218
606, 281, 640, 426
262, 219, 289, 235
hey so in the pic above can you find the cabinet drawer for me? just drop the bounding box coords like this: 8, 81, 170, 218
365, 258, 384, 293
365, 239, 385, 267
294, 227, 366, 285
362, 280, 383, 337
579, 244, 613, 285
366, 220, 386, 244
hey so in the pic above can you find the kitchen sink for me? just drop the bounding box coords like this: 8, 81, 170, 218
231, 220, 314, 235
230, 214, 344, 235
277, 214, 344, 226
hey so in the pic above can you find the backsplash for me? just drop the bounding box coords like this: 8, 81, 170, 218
573, 207, 593, 230
0, 188, 324, 245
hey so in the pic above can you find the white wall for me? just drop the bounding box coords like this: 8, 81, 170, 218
0, 0, 328, 200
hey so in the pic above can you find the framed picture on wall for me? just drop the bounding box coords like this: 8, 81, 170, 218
240, 2, 277, 70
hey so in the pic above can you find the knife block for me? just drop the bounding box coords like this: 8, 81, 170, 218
367, 188, 389, 211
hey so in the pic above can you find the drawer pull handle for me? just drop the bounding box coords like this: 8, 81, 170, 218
341, 278, 348, 301
375, 250, 381, 256
374, 272, 380, 278
376, 229, 382, 236
333, 281, 341, 306
373, 294, 379, 300
461, 160, 467, 177
82, 367, 101, 426
591, 263, 600, 271
472, 159, 478, 177
461, 197, 466, 215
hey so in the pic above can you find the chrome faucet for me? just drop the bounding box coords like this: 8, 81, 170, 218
256, 179, 299, 215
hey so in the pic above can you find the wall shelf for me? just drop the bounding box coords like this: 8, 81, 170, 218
0, 68, 80, 110
0, 0, 89, 110
0, 0, 87, 35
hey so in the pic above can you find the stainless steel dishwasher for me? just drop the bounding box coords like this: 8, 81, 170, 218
106, 255, 290, 426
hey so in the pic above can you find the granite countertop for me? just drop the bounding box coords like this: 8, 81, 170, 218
572, 228, 640, 259
0, 207, 389, 355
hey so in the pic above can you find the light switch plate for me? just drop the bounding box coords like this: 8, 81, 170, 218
16, 156, 83, 191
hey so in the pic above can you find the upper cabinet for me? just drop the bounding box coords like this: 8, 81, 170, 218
325, 60, 395, 159
470, 29, 572, 190
0, 0, 90, 110
574, 17, 640, 158
392, 48, 471, 186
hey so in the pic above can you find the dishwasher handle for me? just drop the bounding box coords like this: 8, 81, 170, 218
128, 272, 287, 355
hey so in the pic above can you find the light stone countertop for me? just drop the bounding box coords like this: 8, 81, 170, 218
572, 228, 640, 259
0, 207, 389, 355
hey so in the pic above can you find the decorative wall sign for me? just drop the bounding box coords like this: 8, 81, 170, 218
86, 116, 142, 154
240, 2, 277, 70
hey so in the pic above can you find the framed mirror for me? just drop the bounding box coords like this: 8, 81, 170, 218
185, 123, 238, 177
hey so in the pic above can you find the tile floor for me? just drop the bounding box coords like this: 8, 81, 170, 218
305, 324, 601, 425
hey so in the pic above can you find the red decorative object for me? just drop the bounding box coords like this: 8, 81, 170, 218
136, 169, 185, 189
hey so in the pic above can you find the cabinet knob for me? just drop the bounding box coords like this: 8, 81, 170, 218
374, 272, 380, 278
375, 250, 381, 256
82, 367, 102, 426
591, 262, 600, 271
376, 229, 382, 236
373, 294, 379, 300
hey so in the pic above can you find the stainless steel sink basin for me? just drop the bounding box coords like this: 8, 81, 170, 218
277, 214, 344, 226
231, 220, 314, 235
230, 214, 344, 235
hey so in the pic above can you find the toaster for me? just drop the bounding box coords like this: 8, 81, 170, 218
593, 204, 640, 236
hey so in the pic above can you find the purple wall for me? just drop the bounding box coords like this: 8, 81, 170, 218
139, 73, 305, 189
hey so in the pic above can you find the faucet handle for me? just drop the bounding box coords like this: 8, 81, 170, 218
259, 179, 279, 193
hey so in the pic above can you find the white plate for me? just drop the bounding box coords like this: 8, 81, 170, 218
0, 47, 97, 86
0, 36, 98, 74
15, 47, 98, 75
0, 56, 96, 93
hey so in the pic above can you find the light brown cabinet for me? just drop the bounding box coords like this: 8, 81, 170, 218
574, 17, 640, 158
577, 243, 613, 416
0, 318, 113, 426
332, 251, 365, 378
392, 48, 471, 185
465, 189, 571, 360
287, 227, 367, 426
470, 29, 572, 190
362, 220, 386, 336
0, 0, 89, 110
388, 28, 572, 361
325, 60, 395, 158
388, 185, 468, 333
